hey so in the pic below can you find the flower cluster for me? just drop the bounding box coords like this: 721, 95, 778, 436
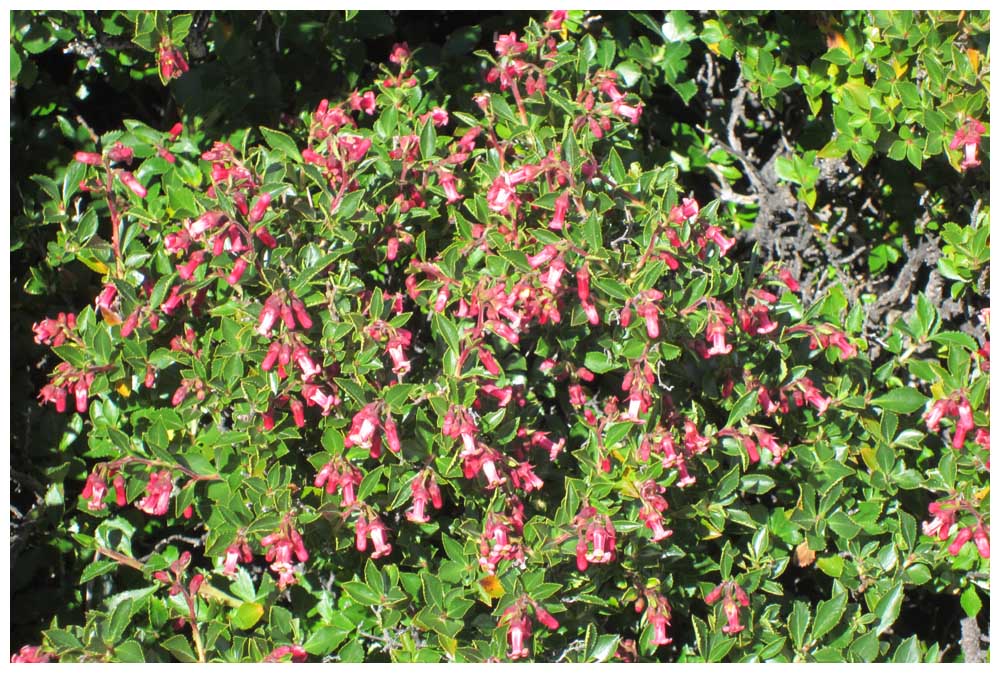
261, 520, 309, 589
705, 581, 750, 635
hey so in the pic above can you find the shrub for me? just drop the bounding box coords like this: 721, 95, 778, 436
14, 10, 990, 663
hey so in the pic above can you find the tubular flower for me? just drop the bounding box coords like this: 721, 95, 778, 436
949, 118, 986, 171
136, 470, 174, 516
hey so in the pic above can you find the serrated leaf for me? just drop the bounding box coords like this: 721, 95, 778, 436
960, 586, 982, 618
874, 582, 903, 635
259, 126, 302, 162
232, 601, 264, 630
789, 600, 811, 649
871, 387, 927, 414
343, 580, 380, 606
304, 625, 350, 655
114, 640, 146, 663
420, 119, 437, 161
812, 589, 847, 640
583, 351, 616, 374
161, 634, 197, 662
725, 390, 758, 427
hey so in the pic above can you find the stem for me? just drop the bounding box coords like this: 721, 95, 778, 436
94, 546, 241, 608
510, 81, 529, 126
110, 455, 221, 482
185, 592, 207, 663
104, 171, 124, 274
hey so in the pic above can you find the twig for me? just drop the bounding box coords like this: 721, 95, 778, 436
95, 545, 242, 608
960, 616, 985, 663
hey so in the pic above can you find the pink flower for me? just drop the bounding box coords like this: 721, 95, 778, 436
953, 395, 975, 449
948, 527, 974, 556
119, 171, 147, 198
705, 319, 732, 356
973, 526, 990, 559
11, 645, 52, 663
188, 211, 225, 238
534, 604, 560, 631
107, 142, 134, 164
158, 40, 189, 81
349, 90, 377, 115
221, 544, 242, 576
136, 470, 174, 516
429, 107, 449, 127
487, 174, 518, 212
495, 32, 529, 58
340, 135, 372, 162
389, 42, 411, 65
949, 118, 986, 171
438, 169, 462, 204
293, 347, 322, 380
924, 398, 953, 432
778, 268, 800, 292
74, 151, 102, 165
549, 191, 570, 230
113, 474, 127, 506
611, 100, 643, 124
636, 303, 660, 339
345, 404, 381, 455
504, 609, 531, 660
248, 192, 271, 224
366, 516, 393, 559
262, 525, 308, 589
383, 415, 402, 454
704, 225, 735, 256
257, 297, 282, 336
264, 645, 307, 663
544, 10, 568, 31
81, 473, 108, 511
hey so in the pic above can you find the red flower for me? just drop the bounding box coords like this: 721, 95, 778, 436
158, 39, 190, 81
11, 645, 52, 663
81, 473, 109, 511
949, 118, 986, 171
544, 10, 568, 31
136, 470, 174, 516
495, 32, 529, 58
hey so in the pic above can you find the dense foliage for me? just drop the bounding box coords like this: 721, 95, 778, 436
11, 10, 989, 663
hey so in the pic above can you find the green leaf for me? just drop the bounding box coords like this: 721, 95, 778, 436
740, 474, 775, 494
579, 34, 597, 70
259, 126, 302, 162
874, 582, 903, 635
816, 555, 845, 578
827, 511, 861, 538
232, 601, 265, 630
80, 559, 119, 583
304, 625, 351, 655
848, 629, 880, 662
420, 119, 437, 161
929, 331, 978, 351
661, 10, 696, 42
725, 390, 758, 427
45, 628, 84, 653
114, 640, 146, 663
583, 351, 617, 374
343, 580, 381, 606
169, 14, 193, 44
871, 387, 928, 414
812, 589, 847, 641
106, 597, 134, 643
892, 635, 921, 663
789, 600, 811, 650
161, 634, 197, 662
960, 586, 982, 618
589, 634, 619, 662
